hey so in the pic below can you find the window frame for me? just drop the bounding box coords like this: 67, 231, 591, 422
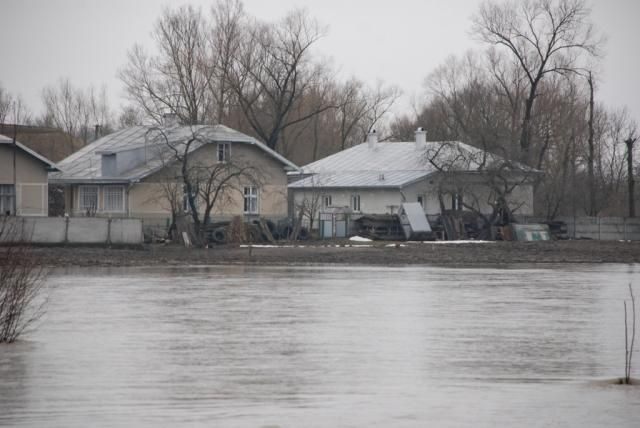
243, 186, 259, 214
322, 195, 332, 208
103, 185, 125, 213
78, 185, 99, 213
350, 194, 361, 212
217, 142, 231, 163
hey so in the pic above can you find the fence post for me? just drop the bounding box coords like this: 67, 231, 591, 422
598, 217, 601, 240
64, 217, 69, 244
107, 218, 112, 245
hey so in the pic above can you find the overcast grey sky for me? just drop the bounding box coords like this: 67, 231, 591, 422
2, 0, 639, 122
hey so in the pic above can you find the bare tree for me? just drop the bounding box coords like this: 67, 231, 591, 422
472, 0, 602, 165
120, 6, 212, 126
118, 105, 144, 128
146, 127, 259, 243
423, 141, 537, 238
230, 9, 335, 151
626, 135, 638, 218
207, 0, 245, 124
0, 218, 47, 343
623, 284, 636, 384
41, 78, 113, 144
0, 84, 12, 124
0, 84, 32, 126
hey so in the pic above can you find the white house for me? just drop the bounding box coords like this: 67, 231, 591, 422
289, 128, 537, 227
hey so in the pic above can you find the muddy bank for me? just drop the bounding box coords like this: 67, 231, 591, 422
26, 240, 640, 267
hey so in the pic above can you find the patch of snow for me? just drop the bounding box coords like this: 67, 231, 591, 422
239, 244, 296, 248
385, 243, 407, 247
428, 240, 494, 244
349, 236, 373, 242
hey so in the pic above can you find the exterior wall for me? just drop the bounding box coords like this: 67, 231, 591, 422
292, 187, 403, 229
68, 183, 130, 217
0, 145, 49, 216
402, 176, 535, 216
291, 175, 535, 226
65, 142, 290, 224
293, 188, 403, 215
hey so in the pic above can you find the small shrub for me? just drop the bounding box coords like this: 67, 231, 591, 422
0, 218, 47, 343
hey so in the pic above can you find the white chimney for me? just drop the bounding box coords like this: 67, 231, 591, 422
162, 113, 179, 128
415, 127, 427, 148
367, 129, 378, 149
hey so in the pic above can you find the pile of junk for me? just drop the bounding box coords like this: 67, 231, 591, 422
351, 203, 566, 242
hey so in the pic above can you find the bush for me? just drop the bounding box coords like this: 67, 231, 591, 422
0, 218, 47, 343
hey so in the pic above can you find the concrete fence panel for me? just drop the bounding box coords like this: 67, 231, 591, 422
521, 216, 640, 241
1, 217, 144, 245
66, 218, 110, 244
573, 217, 600, 240
109, 219, 143, 244
23, 217, 67, 244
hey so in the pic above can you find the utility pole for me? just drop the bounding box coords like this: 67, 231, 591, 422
587, 71, 596, 216
12, 123, 17, 215
626, 137, 637, 218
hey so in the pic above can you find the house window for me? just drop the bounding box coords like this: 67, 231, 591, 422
103, 185, 125, 212
417, 195, 424, 207
0, 184, 15, 215
217, 143, 230, 162
244, 186, 259, 214
323, 195, 332, 208
451, 193, 463, 211
78, 185, 99, 213
350, 194, 361, 212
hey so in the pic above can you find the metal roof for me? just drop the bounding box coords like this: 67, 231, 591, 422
0, 134, 59, 170
50, 125, 299, 183
288, 140, 525, 189
288, 170, 431, 188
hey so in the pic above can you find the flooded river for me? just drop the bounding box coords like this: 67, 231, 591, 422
1, 264, 639, 427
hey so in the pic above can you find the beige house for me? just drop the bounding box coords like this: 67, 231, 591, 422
0, 134, 58, 216
49, 125, 298, 228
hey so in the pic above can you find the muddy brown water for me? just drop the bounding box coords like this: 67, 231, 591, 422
1, 264, 639, 427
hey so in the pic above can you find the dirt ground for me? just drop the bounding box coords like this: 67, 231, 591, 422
25, 239, 640, 267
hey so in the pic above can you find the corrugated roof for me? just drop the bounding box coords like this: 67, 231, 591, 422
0, 134, 59, 170
50, 124, 298, 182
289, 140, 523, 189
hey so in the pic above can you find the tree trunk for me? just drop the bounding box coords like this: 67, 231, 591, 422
519, 82, 539, 166
626, 138, 637, 218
